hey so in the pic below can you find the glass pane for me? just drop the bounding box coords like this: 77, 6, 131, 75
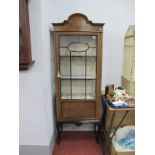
60, 57, 70, 78
59, 35, 97, 100
71, 51, 85, 56
86, 57, 96, 78
86, 80, 96, 99
61, 80, 71, 99
71, 57, 85, 78
79, 35, 97, 47
68, 42, 89, 52
72, 80, 85, 99
87, 48, 96, 56
60, 48, 70, 56
19, 29, 24, 57
70, 42, 87, 56
60, 35, 78, 47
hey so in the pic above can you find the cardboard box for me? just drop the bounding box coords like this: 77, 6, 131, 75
121, 76, 135, 96
111, 140, 135, 155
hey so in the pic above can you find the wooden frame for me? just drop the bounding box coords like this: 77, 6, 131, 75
19, 0, 34, 70
52, 14, 104, 142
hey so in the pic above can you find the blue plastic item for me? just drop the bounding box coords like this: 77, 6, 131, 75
109, 102, 135, 108
118, 129, 135, 149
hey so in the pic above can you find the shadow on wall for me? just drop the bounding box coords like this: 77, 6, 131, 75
49, 29, 57, 138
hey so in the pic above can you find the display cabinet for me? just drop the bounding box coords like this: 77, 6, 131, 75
122, 25, 135, 96
52, 13, 104, 139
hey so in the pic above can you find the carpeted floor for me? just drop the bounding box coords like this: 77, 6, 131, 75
52, 131, 105, 155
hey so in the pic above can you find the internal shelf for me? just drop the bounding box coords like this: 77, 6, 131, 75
60, 46, 96, 49
60, 76, 96, 80
61, 94, 96, 100
60, 55, 96, 57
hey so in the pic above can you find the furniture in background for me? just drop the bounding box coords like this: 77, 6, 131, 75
122, 25, 135, 96
52, 13, 104, 143
19, 0, 34, 70
102, 89, 135, 155
111, 133, 135, 155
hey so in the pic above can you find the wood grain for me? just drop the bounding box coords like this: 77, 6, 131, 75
52, 13, 104, 122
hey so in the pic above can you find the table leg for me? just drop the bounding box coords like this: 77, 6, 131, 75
105, 110, 130, 154
104, 112, 116, 154
107, 112, 116, 136
111, 110, 129, 139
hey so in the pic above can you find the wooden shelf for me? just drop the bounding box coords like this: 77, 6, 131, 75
60, 55, 96, 57
60, 76, 96, 80
60, 46, 96, 48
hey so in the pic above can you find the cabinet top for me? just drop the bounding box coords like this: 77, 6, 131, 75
125, 25, 135, 38
52, 13, 105, 32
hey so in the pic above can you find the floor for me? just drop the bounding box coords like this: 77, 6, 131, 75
52, 131, 110, 155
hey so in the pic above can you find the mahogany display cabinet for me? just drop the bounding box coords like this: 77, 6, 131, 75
52, 13, 104, 143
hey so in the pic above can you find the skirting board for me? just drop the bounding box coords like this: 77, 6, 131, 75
19, 131, 56, 155
19, 145, 50, 155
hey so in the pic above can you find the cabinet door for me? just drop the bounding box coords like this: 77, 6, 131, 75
59, 35, 97, 100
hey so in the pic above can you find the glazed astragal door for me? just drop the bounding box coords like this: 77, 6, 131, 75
53, 13, 104, 121
59, 35, 97, 100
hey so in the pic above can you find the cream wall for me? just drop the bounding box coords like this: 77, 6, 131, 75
19, 0, 56, 153
49, 0, 135, 88
19, 0, 134, 154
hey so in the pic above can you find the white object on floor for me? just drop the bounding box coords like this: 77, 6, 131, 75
115, 125, 135, 141
112, 125, 135, 152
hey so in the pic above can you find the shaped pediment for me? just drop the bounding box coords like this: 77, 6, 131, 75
52, 13, 104, 32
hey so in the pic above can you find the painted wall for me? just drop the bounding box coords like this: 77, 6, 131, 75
19, 0, 134, 154
49, 0, 135, 88
19, 0, 56, 147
